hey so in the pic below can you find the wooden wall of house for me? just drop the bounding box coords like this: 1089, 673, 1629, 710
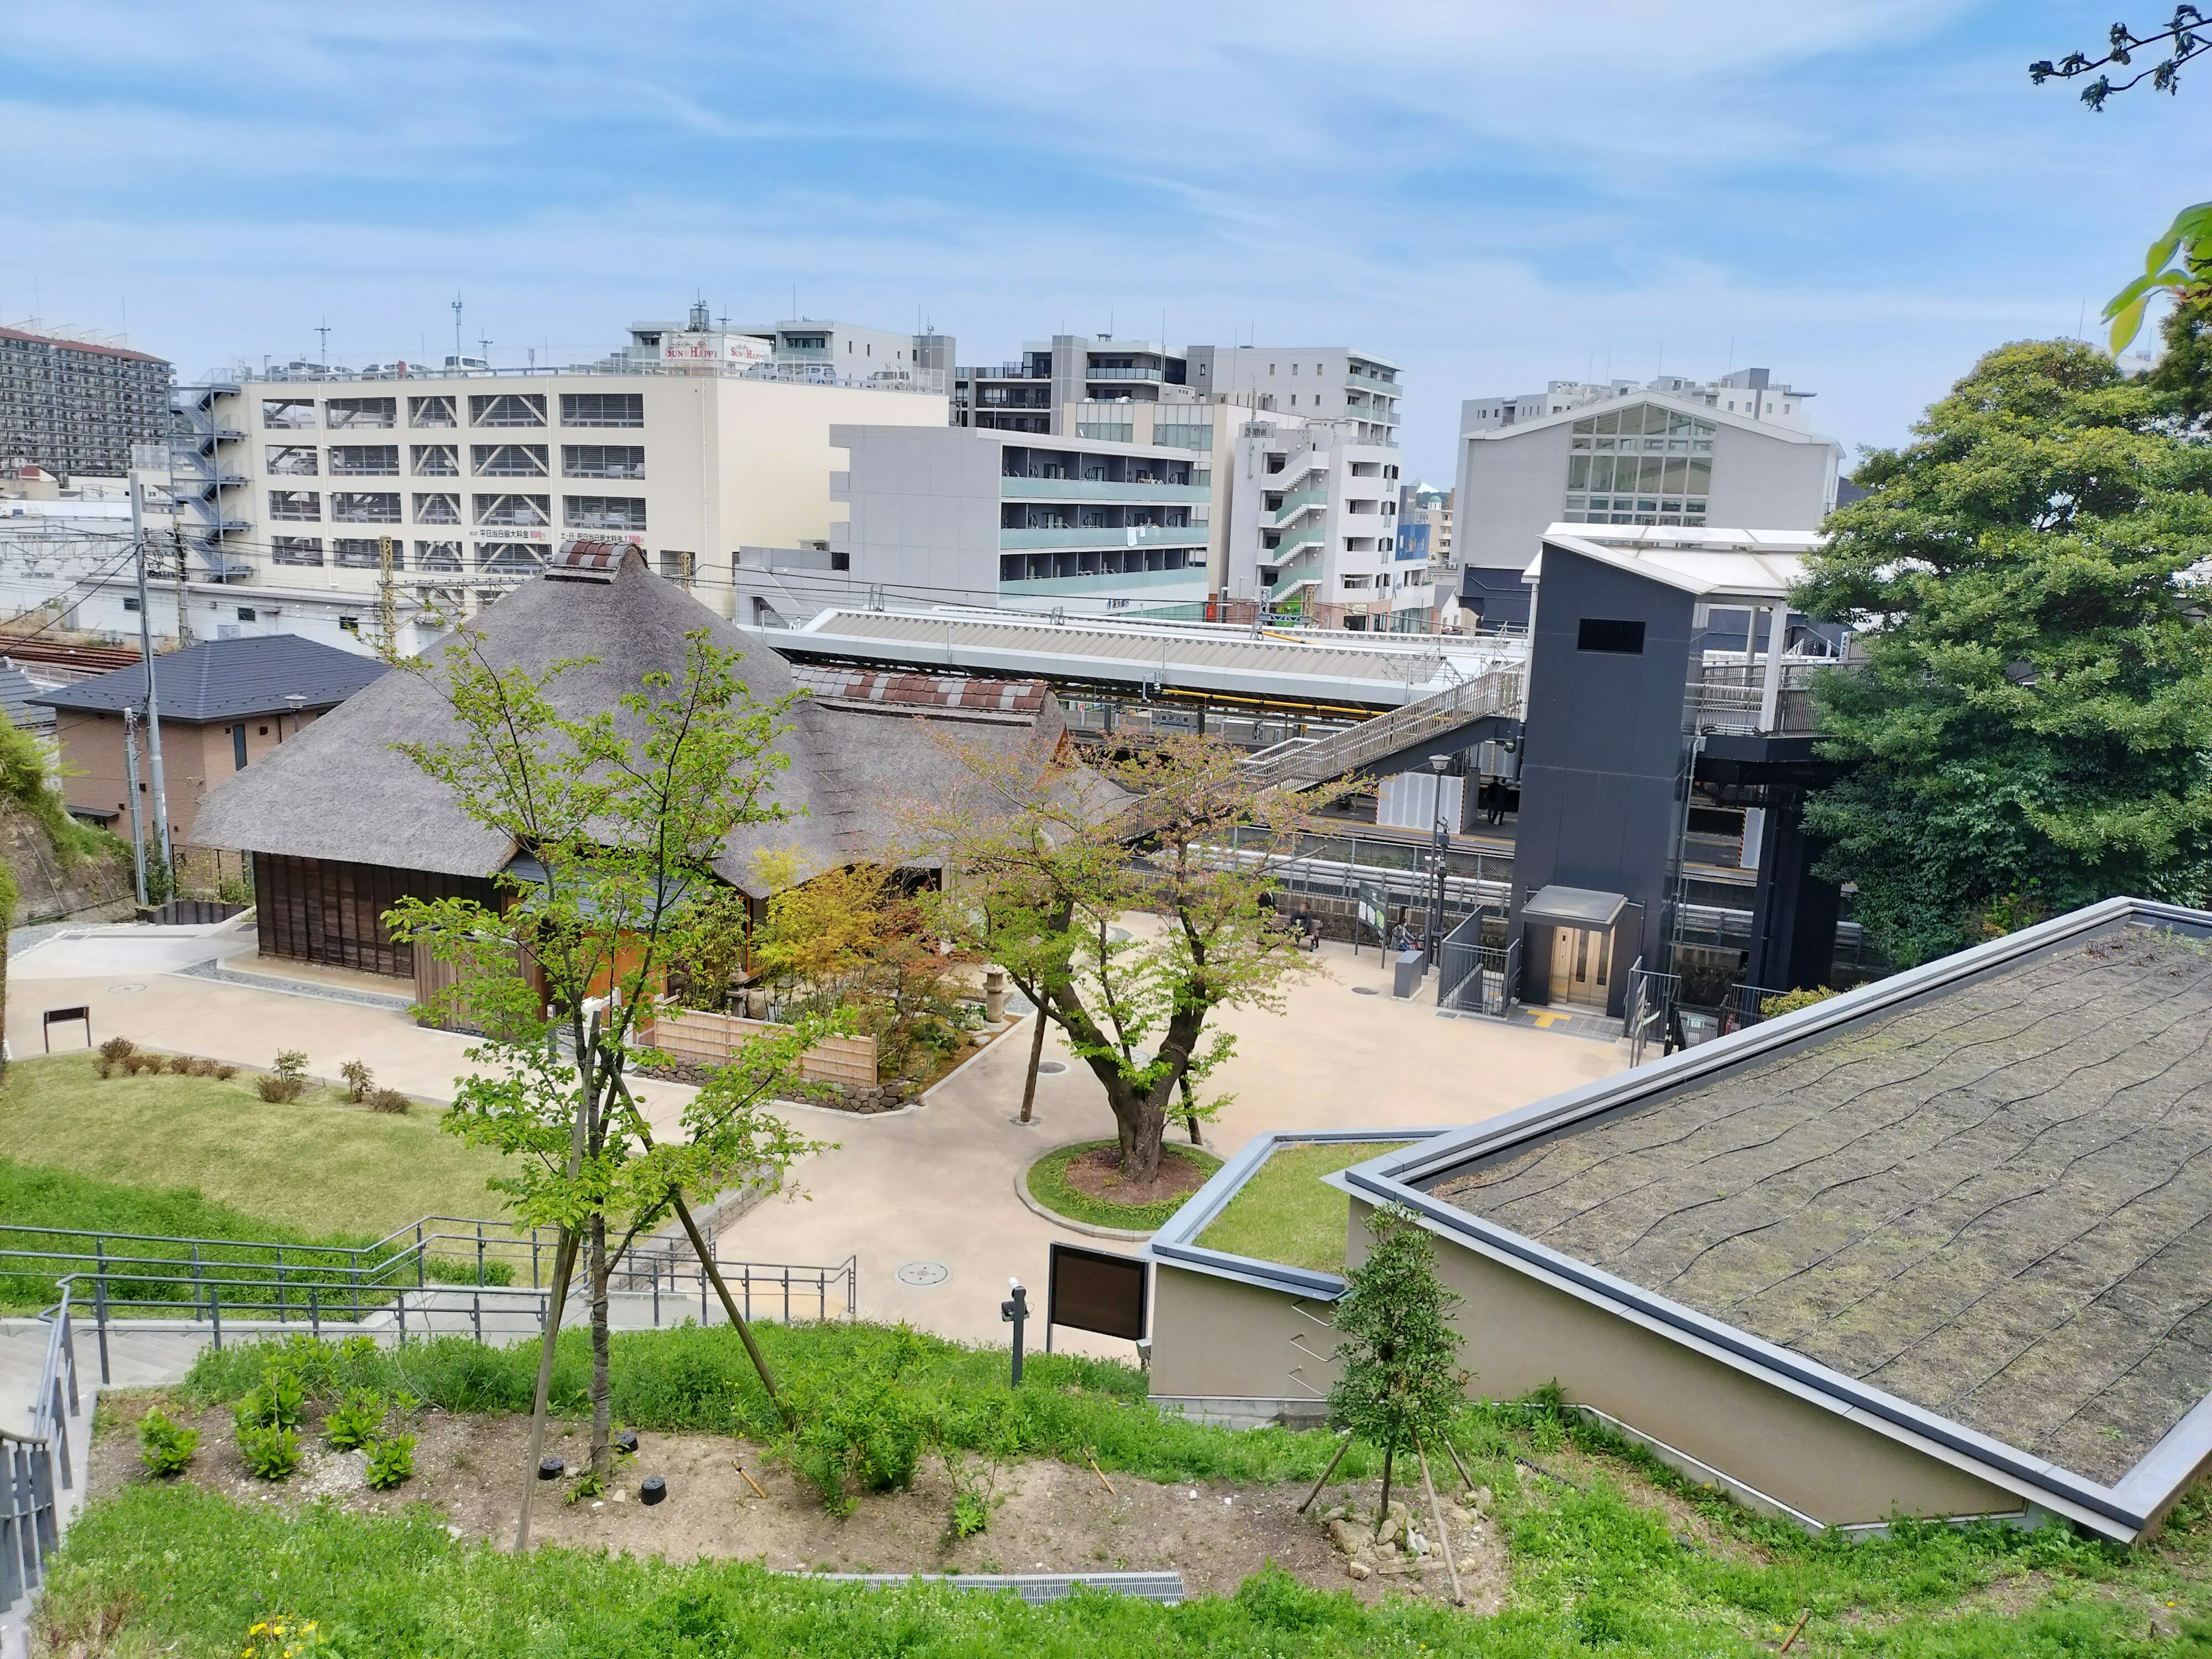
252, 853, 497, 978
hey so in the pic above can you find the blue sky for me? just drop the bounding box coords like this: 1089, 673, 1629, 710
3, 2, 2200, 480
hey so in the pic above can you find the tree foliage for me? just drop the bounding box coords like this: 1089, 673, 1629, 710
1795, 338, 2212, 965
1328, 1205, 1466, 1463
906, 732, 1321, 1183
384, 626, 828, 1486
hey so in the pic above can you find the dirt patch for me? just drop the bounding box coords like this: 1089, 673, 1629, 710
91, 1394, 1504, 1608
1059, 1145, 1211, 1211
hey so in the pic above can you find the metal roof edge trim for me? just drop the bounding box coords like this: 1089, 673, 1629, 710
2111, 1389, 2212, 1519
1339, 1169, 2144, 1536
1385, 895, 2158, 1190
1145, 1127, 1457, 1301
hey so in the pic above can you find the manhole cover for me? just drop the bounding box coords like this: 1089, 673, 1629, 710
1352, 986, 1380, 997
1037, 1060, 1067, 1074
895, 1261, 950, 1288
106, 982, 146, 994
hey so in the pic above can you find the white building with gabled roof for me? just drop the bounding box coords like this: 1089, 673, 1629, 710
1452, 388, 1843, 599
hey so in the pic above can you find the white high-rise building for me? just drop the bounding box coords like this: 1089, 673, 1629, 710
1222, 411, 1425, 631
1463, 368, 1817, 433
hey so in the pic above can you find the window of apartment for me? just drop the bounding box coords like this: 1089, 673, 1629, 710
657, 550, 694, 584
565, 496, 646, 531
409, 395, 458, 427
332, 537, 391, 569
474, 541, 546, 575
269, 490, 321, 521
413, 492, 461, 525
1342, 574, 1370, 589
1346, 499, 1377, 514
469, 392, 547, 427
414, 540, 462, 573
471, 443, 548, 478
263, 398, 316, 430
324, 397, 396, 430
328, 445, 399, 476
271, 535, 324, 565
266, 444, 317, 476
474, 494, 550, 527
561, 445, 646, 480
410, 444, 459, 476
560, 392, 644, 427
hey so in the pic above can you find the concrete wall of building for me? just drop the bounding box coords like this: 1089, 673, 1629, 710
54, 706, 325, 847
1146, 1263, 1344, 1406
1703, 423, 1838, 533
1509, 544, 1696, 1006
1344, 1198, 2028, 1531
830, 425, 1004, 607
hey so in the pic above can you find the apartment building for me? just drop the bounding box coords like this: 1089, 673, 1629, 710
0, 323, 172, 478
1185, 346, 1403, 447
1221, 414, 1425, 631
168, 335, 948, 628
1453, 380, 1843, 624
805, 424, 1211, 620
955, 338, 1403, 449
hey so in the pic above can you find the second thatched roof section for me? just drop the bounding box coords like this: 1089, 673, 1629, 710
190, 551, 1067, 893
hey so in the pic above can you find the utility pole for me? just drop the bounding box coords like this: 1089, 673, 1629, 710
122, 706, 148, 906
377, 533, 398, 660
129, 469, 173, 883
172, 524, 191, 647
1426, 752, 1451, 973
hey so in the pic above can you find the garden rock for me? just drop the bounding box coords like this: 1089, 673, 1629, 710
1345, 1560, 1372, 1581
1325, 1518, 1363, 1556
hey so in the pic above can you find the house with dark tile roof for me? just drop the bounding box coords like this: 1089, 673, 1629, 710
29, 633, 388, 845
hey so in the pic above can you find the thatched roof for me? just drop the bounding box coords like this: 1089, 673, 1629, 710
190, 552, 1067, 894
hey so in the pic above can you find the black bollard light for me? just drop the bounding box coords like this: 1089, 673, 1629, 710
538, 1456, 565, 1480
613, 1429, 639, 1456
1000, 1277, 1029, 1386
639, 1475, 667, 1506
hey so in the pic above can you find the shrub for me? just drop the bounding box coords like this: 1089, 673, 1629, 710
234, 1366, 305, 1433
137, 1408, 198, 1478
214, 1064, 237, 1081
119, 1052, 151, 1077
237, 1423, 300, 1481
188, 1056, 218, 1077
255, 1072, 304, 1104
96, 1037, 136, 1079
338, 1060, 374, 1103
323, 1389, 386, 1452
165, 1054, 196, 1075
368, 1088, 411, 1116
365, 1434, 415, 1491
1760, 986, 1840, 1018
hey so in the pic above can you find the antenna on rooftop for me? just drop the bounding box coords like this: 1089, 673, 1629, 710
315, 318, 331, 371
452, 295, 464, 363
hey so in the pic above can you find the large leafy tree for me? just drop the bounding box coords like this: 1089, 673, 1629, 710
905, 732, 1320, 1184
1796, 337, 2212, 965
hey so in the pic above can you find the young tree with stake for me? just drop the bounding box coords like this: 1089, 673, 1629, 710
907, 731, 1327, 1184
384, 626, 830, 1544
1320, 1203, 1472, 1597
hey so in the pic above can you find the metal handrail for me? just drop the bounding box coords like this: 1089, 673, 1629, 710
2, 1285, 78, 1611
1242, 664, 1525, 788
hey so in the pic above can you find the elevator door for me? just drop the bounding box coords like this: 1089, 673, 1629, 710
1548, 925, 1611, 1008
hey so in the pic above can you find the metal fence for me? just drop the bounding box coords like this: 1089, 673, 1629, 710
2, 1285, 78, 1610
3, 1214, 858, 1387
1624, 961, 1681, 1067
1436, 911, 1517, 1017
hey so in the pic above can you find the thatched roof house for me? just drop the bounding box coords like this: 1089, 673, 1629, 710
191, 550, 1068, 977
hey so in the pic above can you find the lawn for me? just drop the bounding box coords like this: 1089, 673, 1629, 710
0, 1053, 515, 1237
1196, 1141, 1411, 1272
34, 1324, 2212, 1656
1025, 1138, 1222, 1231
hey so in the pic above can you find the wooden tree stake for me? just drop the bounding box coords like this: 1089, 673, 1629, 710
1417, 1437, 1464, 1607
1296, 1431, 1354, 1516
515, 1225, 579, 1552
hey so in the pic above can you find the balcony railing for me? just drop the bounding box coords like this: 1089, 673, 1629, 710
1000, 477, 1206, 503
1085, 365, 1164, 382
1001, 522, 1205, 552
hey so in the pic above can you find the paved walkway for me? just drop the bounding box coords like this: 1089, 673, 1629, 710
7, 919, 1624, 1363
714, 925, 1623, 1357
